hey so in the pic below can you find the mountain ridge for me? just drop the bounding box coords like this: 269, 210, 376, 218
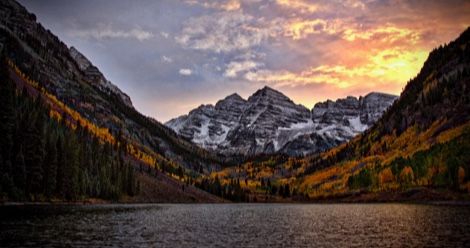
206, 27, 470, 203
166, 87, 397, 156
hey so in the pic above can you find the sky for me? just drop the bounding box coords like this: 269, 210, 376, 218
18, 0, 470, 122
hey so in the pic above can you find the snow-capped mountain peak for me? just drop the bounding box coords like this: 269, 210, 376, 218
165, 87, 397, 156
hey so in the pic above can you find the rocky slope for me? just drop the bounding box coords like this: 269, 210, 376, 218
166, 87, 397, 156
68, 47, 133, 108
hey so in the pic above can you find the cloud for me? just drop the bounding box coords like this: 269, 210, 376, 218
224, 60, 261, 78
161, 55, 173, 63
281, 17, 421, 45
185, 0, 241, 11
176, 11, 274, 53
245, 47, 428, 90
275, 0, 367, 15
245, 68, 344, 88
275, 0, 323, 13
69, 24, 154, 41
283, 19, 335, 40
342, 0, 366, 9
21, 0, 470, 122
341, 25, 420, 43
160, 32, 169, 38
179, 68, 193, 76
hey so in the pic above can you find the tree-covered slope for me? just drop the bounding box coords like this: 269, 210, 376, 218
295, 27, 470, 200
0, 58, 139, 201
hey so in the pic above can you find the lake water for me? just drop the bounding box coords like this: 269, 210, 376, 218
1, 203, 470, 247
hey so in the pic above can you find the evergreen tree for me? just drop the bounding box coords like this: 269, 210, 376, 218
13, 147, 26, 192
284, 184, 290, 198
64, 132, 80, 200
43, 135, 57, 198
279, 185, 284, 197
56, 135, 66, 197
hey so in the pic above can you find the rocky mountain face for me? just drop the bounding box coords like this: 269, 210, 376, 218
69, 47, 133, 108
0, 1, 132, 108
166, 87, 397, 156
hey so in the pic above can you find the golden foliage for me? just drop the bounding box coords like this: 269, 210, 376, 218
298, 119, 470, 197
49, 109, 62, 122
300, 160, 359, 192
399, 166, 414, 183
436, 123, 468, 144
378, 167, 395, 186
458, 166, 466, 185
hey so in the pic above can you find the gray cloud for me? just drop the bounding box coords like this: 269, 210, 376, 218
175, 11, 272, 53
69, 24, 154, 41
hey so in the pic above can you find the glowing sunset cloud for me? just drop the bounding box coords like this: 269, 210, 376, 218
20, 0, 470, 121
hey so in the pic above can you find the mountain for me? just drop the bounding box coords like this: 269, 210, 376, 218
294, 27, 470, 200
166, 86, 397, 156
205, 27, 470, 202
0, 0, 229, 202
0, 0, 232, 172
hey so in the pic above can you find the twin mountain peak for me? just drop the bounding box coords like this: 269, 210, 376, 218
165, 86, 397, 156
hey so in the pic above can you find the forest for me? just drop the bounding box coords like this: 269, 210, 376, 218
0, 57, 139, 201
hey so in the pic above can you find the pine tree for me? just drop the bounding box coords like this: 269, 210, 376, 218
64, 132, 79, 200
56, 135, 66, 197
284, 184, 290, 198
13, 147, 26, 192
43, 135, 57, 198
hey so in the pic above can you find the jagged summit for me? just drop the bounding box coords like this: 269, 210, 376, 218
216, 93, 246, 106
166, 87, 398, 156
225, 93, 244, 100
248, 85, 291, 103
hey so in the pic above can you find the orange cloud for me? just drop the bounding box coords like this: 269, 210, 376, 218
245, 47, 427, 93
283, 19, 337, 40
276, 0, 323, 13
282, 17, 421, 46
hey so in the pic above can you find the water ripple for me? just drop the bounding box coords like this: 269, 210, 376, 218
1, 204, 470, 247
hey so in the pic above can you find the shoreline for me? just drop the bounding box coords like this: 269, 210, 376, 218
2, 199, 470, 207
2, 188, 469, 206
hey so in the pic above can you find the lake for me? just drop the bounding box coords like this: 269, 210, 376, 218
1, 203, 469, 247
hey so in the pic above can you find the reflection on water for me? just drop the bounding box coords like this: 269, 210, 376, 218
1, 204, 470, 247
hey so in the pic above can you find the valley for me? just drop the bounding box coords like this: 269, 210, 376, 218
0, 0, 469, 204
